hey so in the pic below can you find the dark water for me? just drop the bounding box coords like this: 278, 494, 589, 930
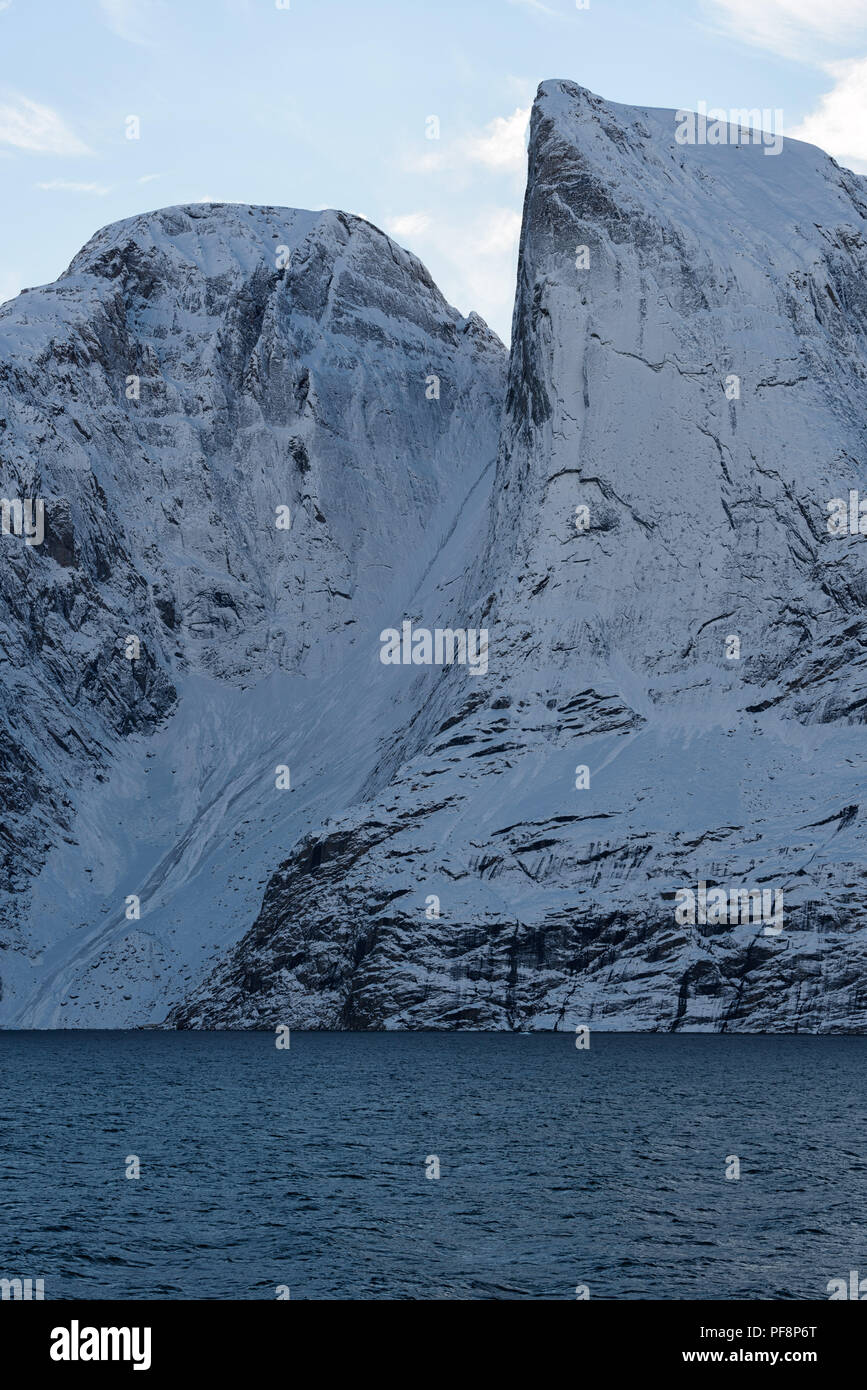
0, 1032, 865, 1300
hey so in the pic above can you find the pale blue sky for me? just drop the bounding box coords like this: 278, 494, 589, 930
2, 0, 867, 340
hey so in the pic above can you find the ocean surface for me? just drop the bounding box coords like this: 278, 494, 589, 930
0, 1031, 864, 1300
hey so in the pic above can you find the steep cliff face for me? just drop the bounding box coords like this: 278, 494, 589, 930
169, 84, 867, 1032
0, 202, 506, 1025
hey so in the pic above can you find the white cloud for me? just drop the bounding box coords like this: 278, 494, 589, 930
138, 173, 161, 184
36, 179, 111, 194
0, 94, 91, 155
440, 206, 522, 341
392, 102, 529, 339
403, 105, 530, 180
386, 211, 432, 239
706, 0, 867, 59
790, 57, 867, 171
462, 105, 530, 171
99, 0, 165, 45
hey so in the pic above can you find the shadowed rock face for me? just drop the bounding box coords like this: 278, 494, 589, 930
0, 202, 506, 1024
169, 84, 867, 1032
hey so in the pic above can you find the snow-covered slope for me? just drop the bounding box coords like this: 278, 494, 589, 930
169, 83, 867, 1031
0, 202, 506, 1024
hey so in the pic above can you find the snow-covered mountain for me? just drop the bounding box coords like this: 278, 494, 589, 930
0, 202, 506, 1025
171, 82, 867, 1032
4, 81, 867, 1031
